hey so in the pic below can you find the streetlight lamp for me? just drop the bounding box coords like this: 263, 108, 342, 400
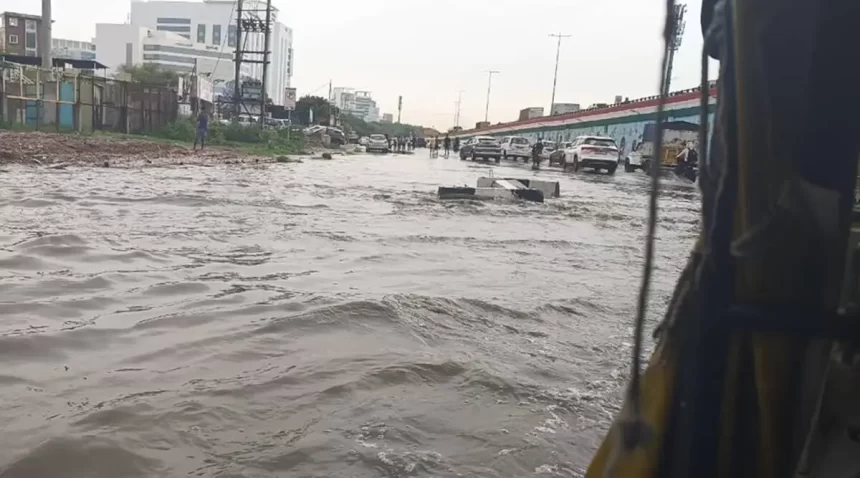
484, 70, 499, 122
548, 33, 571, 115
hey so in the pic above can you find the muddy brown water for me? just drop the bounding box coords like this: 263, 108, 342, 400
0, 153, 699, 478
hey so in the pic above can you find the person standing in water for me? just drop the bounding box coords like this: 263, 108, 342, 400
193, 107, 209, 151
531, 137, 545, 169
443, 134, 451, 158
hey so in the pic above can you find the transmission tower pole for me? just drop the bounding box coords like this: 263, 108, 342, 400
233, 0, 272, 126
232, 0, 243, 121
259, 0, 272, 125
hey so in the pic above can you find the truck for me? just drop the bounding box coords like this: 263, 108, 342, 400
624, 121, 700, 180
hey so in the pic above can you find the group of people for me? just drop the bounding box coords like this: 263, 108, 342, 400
386, 135, 416, 153
427, 134, 460, 158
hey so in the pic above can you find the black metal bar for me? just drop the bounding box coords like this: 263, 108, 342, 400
669, 1, 737, 477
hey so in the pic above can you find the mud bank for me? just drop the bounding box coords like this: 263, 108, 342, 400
0, 131, 282, 168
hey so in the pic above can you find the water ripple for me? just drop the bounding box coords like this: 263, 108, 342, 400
0, 155, 698, 477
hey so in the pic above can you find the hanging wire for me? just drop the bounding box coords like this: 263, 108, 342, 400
209, 2, 237, 77
623, 0, 676, 447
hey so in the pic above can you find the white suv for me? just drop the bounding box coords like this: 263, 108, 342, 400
562, 136, 620, 175
500, 136, 531, 161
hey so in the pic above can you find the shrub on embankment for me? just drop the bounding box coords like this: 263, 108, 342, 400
153, 120, 306, 155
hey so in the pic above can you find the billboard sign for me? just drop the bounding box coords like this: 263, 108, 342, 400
195, 76, 214, 103
284, 87, 297, 110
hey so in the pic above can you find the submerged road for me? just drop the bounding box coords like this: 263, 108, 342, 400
0, 152, 699, 477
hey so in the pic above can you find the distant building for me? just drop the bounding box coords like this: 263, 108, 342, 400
381, 113, 393, 123
518, 107, 544, 121
614, 95, 623, 105
96, 24, 251, 82
551, 103, 580, 115
589, 103, 609, 109
97, 0, 294, 105
353, 91, 379, 122
331, 87, 356, 114
1, 11, 45, 57
52, 38, 97, 61
476, 121, 490, 129
332, 87, 379, 122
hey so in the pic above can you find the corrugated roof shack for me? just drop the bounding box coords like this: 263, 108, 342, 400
0, 59, 177, 134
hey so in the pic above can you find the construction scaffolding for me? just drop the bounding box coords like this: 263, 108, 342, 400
0, 62, 177, 134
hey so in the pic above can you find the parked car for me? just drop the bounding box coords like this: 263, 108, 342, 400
266, 118, 290, 129
325, 127, 347, 146
366, 134, 390, 153
539, 141, 557, 162
500, 136, 531, 161
548, 142, 572, 165
562, 136, 620, 174
460, 136, 502, 162
303, 125, 326, 135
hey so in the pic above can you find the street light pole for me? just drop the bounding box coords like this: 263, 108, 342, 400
455, 90, 463, 127
484, 70, 499, 123
548, 33, 571, 115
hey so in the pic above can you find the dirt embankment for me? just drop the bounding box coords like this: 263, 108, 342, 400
0, 131, 276, 168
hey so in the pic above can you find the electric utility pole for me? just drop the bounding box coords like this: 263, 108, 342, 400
40, 0, 52, 68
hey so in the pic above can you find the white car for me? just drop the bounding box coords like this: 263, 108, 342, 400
539, 141, 557, 162
303, 125, 326, 135
500, 136, 531, 161
562, 136, 620, 174
366, 134, 390, 153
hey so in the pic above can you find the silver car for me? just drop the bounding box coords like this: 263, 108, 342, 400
460, 136, 502, 163
366, 134, 390, 153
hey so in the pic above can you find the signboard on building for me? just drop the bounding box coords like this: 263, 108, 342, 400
284, 87, 297, 110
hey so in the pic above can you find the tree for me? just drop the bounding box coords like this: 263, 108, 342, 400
340, 113, 427, 138
117, 63, 179, 87
294, 95, 338, 126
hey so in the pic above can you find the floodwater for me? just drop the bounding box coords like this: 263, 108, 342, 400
0, 153, 699, 478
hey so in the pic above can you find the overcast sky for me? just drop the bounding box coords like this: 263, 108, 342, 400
9, 0, 716, 129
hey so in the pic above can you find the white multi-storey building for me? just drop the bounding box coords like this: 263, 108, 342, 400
332, 87, 379, 122
354, 91, 379, 122
95, 24, 250, 81
52, 38, 97, 61
95, 0, 293, 105
331, 87, 356, 115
